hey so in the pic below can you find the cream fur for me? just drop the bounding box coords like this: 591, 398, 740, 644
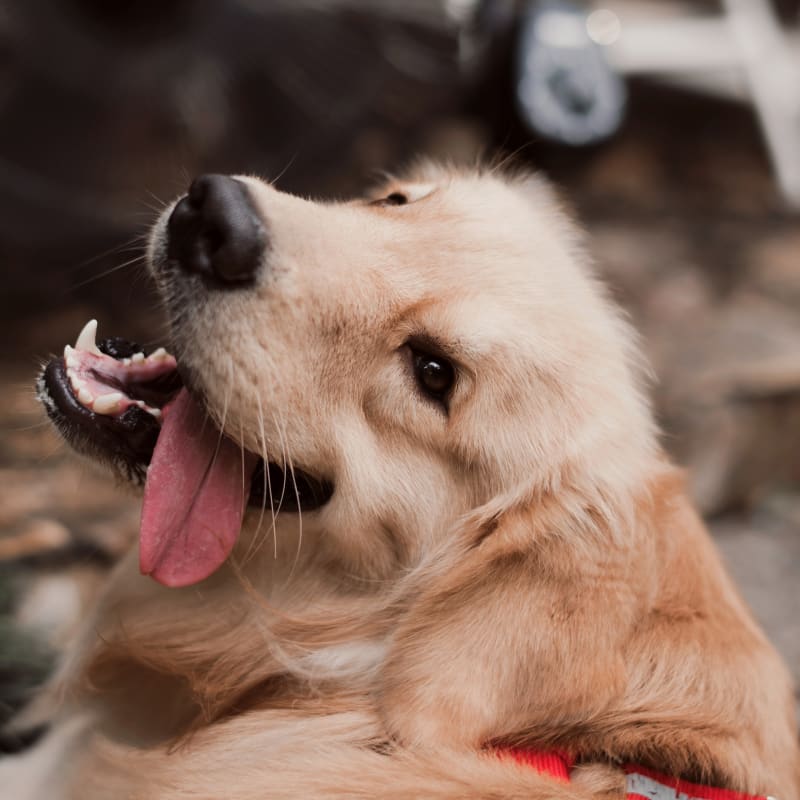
10, 164, 799, 798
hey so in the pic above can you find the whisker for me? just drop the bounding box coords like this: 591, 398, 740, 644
137, 202, 167, 216
3, 420, 53, 432
235, 416, 264, 571
487, 142, 533, 176
263, 417, 278, 560
271, 410, 296, 589
69, 253, 147, 289
286, 452, 304, 583
269, 412, 302, 583
176, 165, 191, 189
239, 418, 247, 508
67, 233, 149, 275
213, 380, 232, 472
239, 422, 262, 567
272, 411, 290, 517
35, 438, 66, 463
144, 188, 169, 212
269, 152, 298, 187
243, 392, 274, 564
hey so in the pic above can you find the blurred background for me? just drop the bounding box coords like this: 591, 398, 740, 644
1, 0, 799, 736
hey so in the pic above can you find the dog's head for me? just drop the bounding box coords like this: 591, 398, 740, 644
39, 165, 656, 586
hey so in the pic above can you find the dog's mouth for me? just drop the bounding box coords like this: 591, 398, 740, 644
37, 320, 333, 588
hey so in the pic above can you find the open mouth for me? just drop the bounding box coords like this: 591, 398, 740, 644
37, 320, 333, 588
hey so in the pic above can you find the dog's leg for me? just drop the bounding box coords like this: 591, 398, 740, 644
68, 710, 624, 800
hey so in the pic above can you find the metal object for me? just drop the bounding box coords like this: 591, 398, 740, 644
592, 0, 800, 207
515, 0, 626, 145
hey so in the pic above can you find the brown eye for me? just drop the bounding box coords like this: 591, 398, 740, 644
413, 351, 455, 401
384, 192, 407, 205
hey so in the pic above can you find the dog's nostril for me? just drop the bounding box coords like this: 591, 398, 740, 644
187, 174, 210, 208
166, 174, 265, 287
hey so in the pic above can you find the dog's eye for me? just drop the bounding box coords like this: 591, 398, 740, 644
370, 184, 435, 207
376, 192, 408, 206
413, 351, 455, 401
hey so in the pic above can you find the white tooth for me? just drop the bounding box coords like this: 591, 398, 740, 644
64, 345, 80, 370
131, 352, 145, 364
74, 319, 102, 355
134, 399, 161, 418
122, 357, 131, 366
137, 401, 161, 419
93, 392, 124, 414
149, 347, 167, 360
78, 387, 93, 405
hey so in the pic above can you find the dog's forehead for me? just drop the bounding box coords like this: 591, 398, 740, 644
244, 171, 589, 362
354, 176, 586, 339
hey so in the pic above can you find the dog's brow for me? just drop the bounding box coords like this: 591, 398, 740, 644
386, 296, 442, 331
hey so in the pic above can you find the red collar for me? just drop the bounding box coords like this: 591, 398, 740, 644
501, 748, 773, 800
500, 747, 573, 782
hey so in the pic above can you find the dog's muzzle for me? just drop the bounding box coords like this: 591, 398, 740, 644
166, 174, 266, 288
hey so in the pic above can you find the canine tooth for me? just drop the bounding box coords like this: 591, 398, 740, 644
78, 387, 93, 405
122, 358, 131, 366
148, 347, 167, 360
74, 319, 102, 355
132, 352, 145, 363
93, 392, 124, 414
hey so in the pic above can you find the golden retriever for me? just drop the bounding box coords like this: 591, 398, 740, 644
7, 164, 798, 799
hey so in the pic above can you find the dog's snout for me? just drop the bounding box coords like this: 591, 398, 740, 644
166, 174, 265, 287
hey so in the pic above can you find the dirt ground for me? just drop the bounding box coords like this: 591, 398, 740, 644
1, 85, 799, 727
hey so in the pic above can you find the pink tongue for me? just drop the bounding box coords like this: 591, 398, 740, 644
140, 388, 258, 587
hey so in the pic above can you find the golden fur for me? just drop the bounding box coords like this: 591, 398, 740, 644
6, 164, 798, 798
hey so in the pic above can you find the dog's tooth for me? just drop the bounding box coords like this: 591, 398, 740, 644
63, 345, 80, 370
74, 319, 102, 356
135, 399, 162, 419
133, 398, 162, 418
131, 352, 145, 364
149, 347, 168, 360
122, 358, 131, 366
93, 392, 124, 415
68, 370, 89, 400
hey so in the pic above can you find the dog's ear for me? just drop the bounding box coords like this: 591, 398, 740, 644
378, 495, 639, 750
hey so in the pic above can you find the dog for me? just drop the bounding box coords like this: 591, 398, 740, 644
6, 164, 798, 798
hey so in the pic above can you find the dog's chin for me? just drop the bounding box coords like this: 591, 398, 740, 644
37, 321, 334, 513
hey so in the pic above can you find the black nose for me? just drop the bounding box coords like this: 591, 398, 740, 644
166, 174, 265, 286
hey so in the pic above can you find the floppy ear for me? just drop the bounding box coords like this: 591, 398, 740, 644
377, 495, 644, 751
